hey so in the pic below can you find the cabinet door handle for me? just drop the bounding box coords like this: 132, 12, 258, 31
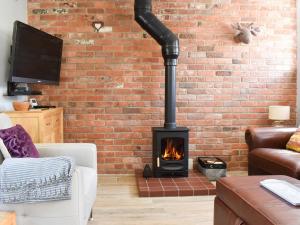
46, 122, 51, 126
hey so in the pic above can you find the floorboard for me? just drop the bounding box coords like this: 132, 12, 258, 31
89, 171, 247, 225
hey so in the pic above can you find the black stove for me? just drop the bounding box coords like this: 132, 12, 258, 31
135, 0, 189, 177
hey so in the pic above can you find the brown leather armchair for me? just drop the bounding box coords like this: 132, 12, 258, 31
245, 127, 300, 178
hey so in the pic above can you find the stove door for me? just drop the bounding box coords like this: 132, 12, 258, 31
161, 137, 185, 161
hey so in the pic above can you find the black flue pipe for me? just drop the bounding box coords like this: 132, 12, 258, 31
134, 0, 179, 129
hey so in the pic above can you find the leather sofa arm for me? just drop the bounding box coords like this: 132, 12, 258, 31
245, 127, 297, 152
35, 143, 97, 170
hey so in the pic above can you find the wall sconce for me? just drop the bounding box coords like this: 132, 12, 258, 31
92, 21, 104, 32
268, 106, 290, 127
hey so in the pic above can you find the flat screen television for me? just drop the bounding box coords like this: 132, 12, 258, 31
9, 21, 63, 85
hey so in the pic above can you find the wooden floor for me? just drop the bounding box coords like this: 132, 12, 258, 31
89, 171, 247, 225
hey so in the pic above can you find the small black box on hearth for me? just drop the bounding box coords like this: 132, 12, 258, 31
197, 157, 227, 181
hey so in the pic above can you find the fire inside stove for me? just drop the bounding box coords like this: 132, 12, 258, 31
162, 138, 184, 161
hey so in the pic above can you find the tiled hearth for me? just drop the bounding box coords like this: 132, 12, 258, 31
136, 170, 216, 197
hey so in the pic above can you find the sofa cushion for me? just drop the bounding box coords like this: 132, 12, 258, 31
216, 175, 300, 225
286, 128, 300, 152
0, 125, 39, 158
249, 148, 300, 179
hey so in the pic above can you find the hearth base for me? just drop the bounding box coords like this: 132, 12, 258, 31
136, 170, 216, 197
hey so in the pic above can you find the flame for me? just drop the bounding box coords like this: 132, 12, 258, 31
162, 139, 184, 160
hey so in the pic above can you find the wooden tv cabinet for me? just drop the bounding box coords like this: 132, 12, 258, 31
0, 212, 16, 225
5, 108, 63, 143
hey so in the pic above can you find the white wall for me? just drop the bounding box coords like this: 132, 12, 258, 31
297, 0, 300, 125
0, 0, 27, 111
296, 0, 300, 126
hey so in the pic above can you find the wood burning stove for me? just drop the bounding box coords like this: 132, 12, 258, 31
135, 0, 189, 177
152, 127, 189, 177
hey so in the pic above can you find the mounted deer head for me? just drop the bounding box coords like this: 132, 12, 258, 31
232, 23, 260, 44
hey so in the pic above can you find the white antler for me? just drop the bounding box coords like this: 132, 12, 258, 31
207, 0, 229, 10
232, 22, 242, 31
247, 23, 254, 28
250, 25, 261, 36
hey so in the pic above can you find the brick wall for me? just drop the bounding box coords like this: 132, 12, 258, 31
28, 0, 297, 174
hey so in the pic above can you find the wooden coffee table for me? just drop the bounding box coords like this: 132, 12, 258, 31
0, 212, 16, 225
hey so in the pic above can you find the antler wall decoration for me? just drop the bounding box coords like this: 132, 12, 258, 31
232, 23, 260, 44
207, 0, 231, 10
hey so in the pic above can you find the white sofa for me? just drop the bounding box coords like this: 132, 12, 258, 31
0, 114, 97, 225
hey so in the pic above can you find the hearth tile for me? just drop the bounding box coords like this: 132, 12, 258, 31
138, 184, 148, 189
188, 177, 203, 182
137, 181, 148, 188
139, 190, 150, 197
193, 181, 205, 185
160, 181, 175, 187
137, 184, 148, 189
173, 178, 187, 182
193, 189, 209, 196
138, 186, 149, 190
150, 192, 164, 197
188, 181, 204, 186
193, 180, 206, 185
159, 178, 174, 182
199, 177, 210, 182
175, 182, 190, 187
146, 182, 162, 187
204, 183, 216, 188
192, 185, 207, 190
147, 180, 161, 184
148, 186, 163, 191
174, 181, 189, 186
137, 178, 148, 183
179, 187, 193, 196
163, 187, 179, 196
173, 180, 189, 184
163, 186, 178, 190
149, 187, 164, 197
208, 188, 216, 195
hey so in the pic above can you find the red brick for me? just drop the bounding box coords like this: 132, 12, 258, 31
28, 0, 297, 174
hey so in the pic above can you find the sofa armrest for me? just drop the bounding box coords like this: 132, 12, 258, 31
34, 143, 97, 170
245, 127, 297, 152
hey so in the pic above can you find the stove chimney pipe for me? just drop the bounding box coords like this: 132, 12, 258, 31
134, 0, 179, 129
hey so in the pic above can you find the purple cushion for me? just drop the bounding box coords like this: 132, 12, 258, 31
0, 125, 39, 158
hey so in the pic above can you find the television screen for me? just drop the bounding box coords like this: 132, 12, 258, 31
9, 21, 63, 84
